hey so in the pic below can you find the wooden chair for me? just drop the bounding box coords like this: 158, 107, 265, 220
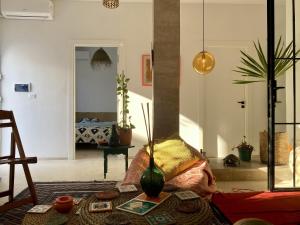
0, 110, 38, 212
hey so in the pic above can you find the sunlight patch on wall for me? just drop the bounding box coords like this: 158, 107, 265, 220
126, 91, 152, 144
217, 134, 230, 158
180, 114, 203, 151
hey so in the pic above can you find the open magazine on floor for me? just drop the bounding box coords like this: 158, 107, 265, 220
116, 192, 171, 216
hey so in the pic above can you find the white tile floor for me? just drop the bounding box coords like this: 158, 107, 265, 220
0, 149, 269, 205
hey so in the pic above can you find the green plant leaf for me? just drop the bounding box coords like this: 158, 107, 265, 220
240, 50, 265, 74
233, 80, 264, 84
233, 67, 262, 77
234, 37, 300, 84
255, 40, 268, 73
116, 72, 135, 129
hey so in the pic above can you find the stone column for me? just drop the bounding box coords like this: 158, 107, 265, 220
153, 0, 180, 139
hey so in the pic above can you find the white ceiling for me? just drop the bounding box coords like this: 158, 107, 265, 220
68, 0, 266, 4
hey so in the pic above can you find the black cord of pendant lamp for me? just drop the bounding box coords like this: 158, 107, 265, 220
192, 0, 215, 75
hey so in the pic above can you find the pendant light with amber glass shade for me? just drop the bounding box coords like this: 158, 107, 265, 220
103, 0, 119, 9
193, 0, 215, 75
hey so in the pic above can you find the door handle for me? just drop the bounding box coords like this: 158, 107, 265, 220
237, 101, 245, 108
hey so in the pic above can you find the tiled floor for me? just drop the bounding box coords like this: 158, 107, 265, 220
210, 155, 296, 190
0, 150, 279, 205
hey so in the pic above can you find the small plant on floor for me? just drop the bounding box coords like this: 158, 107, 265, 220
232, 136, 254, 162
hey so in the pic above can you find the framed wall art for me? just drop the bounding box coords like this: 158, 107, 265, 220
141, 54, 152, 86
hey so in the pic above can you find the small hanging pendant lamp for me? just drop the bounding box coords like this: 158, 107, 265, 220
90, 48, 112, 69
193, 0, 215, 75
103, 0, 119, 9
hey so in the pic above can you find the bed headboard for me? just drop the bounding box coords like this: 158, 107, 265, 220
76, 112, 117, 123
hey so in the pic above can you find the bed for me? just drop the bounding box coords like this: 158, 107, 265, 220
75, 112, 117, 144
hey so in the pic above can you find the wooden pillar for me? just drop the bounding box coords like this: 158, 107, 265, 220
153, 0, 180, 139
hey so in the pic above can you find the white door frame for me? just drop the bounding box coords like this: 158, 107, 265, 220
68, 40, 125, 160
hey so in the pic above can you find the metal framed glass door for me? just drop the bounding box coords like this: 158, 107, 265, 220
268, 0, 300, 191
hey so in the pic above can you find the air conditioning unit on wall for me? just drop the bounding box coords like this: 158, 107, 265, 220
0, 0, 54, 20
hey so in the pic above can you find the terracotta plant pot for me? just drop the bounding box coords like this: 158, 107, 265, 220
118, 128, 132, 146
54, 195, 73, 213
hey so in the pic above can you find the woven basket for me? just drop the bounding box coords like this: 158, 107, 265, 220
260, 131, 289, 165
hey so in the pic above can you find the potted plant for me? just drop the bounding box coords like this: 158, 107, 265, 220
233, 37, 299, 84
116, 71, 135, 145
232, 136, 254, 162
233, 37, 300, 164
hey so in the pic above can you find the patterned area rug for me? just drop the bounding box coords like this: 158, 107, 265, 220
0, 181, 230, 225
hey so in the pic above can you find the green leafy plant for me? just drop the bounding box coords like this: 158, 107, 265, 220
117, 72, 135, 129
232, 136, 254, 152
233, 37, 300, 84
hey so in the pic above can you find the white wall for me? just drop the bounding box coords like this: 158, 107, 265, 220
76, 47, 117, 113
180, 3, 267, 156
0, 1, 153, 158
0, 1, 267, 158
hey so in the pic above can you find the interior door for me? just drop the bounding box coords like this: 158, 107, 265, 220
204, 47, 247, 158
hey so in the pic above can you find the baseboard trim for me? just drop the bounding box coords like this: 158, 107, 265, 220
38, 157, 68, 160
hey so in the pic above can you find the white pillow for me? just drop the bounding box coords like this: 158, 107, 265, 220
91, 118, 99, 122
81, 118, 90, 122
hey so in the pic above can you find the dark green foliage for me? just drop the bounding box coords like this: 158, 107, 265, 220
233, 37, 300, 84
117, 72, 135, 129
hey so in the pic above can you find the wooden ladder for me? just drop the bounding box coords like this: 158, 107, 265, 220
0, 110, 38, 212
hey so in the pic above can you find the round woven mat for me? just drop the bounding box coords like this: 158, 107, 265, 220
79, 192, 214, 225
104, 213, 131, 225
22, 205, 82, 225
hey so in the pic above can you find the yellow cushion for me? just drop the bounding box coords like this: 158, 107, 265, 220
146, 139, 202, 181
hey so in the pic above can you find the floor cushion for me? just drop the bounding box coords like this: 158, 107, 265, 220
123, 147, 216, 199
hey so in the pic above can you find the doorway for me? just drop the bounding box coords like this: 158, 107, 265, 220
74, 46, 118, 159
67, 40, 124, 160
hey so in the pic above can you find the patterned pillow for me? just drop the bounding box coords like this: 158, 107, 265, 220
146, 139, 202, 181
91, 118, 99, 122
81, 118, 90, 123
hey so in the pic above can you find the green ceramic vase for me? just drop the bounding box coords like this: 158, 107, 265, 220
109, 124, 120, 146
140, 157, 165, 197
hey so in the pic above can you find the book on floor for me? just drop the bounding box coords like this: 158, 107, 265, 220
116, 198, 157, 215
27, 205, 52, 214
116, 192, 171, 216
89, 201, 112, 212
135, 192, 171, 204
73, 197, 83, 205
117, 184, 138, 193
174, 190, 200, 200
145, 212, 176, 225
